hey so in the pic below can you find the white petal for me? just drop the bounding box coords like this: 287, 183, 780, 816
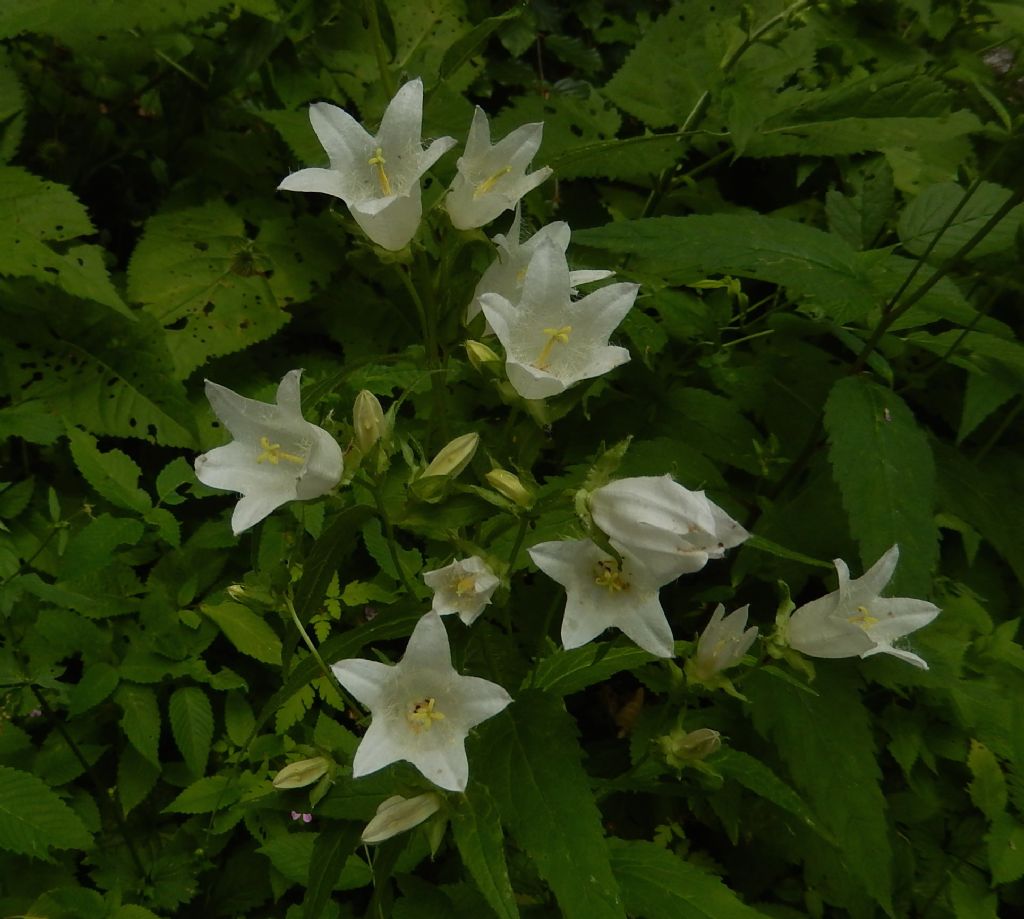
864, 597, 940, 644
350, 190, 422, 250
505, 360, 567, 400
376, 79, 425, 155
519, 238, 571, 316
845, 544, 900, 607
787, 594, 875, 658
351, 716, 410, 779
194, 441, 296, 495
569, 269, 614, 286
231, 487, 297, 534
404, 741, 469, 793
275, 369, 303, 415
294, 426, 344, 499
448, 674, 512, 728
570, 282, 639, 343
278, 167, 350, 201
617, 593, 675, 658
398, 612, 456, 675
309, 102, 373, 174
331, 658, 394, 709
860, 643, 929, 669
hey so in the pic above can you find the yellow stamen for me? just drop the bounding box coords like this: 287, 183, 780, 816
256, 435, 304, 466
848, 605, 879, 628
453, 575, 477, 597
368, 147, 392, 196
407, 697, 445, 732
594, 559, 629, 593
474, 166, 512, 198
534, 325, 572, 370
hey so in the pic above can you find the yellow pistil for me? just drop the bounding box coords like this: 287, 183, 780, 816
368, 147, 392, 196
534, 325, 572, 370
848, 605, 880, 629
594, 559, 629, 593
407, 697, 445, 732
473, 165, 512, 198
256, 435, 304, 466
453, 575, 477, 597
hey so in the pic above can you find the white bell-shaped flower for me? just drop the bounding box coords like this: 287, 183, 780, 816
466, 207, 612, 328
787, 544, 940, 669
331, 612, 511, 792
590, 475, 749, 582
278, 79, 456, 250
423, 556, 500, 626
480, 238, 636, 400
194, 370, 343, 535
528, 538, 677, 658
691, 604, 758, 681
445, 107, 553, 230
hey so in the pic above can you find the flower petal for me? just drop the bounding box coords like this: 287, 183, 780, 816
398, 612, 456, 675
350, 191, 422, 250
351, 716, 410, 779
309, 102, 373, 173
278, 167, 350, 200
231, 486, 298, 534
331, 658, 395, 709
376, 79, 425, 156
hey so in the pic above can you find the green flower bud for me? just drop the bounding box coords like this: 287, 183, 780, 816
272, 756, 330, 789
353, 390, 387, 453
465, 340, 502, 375
423, 432, 479, 479
485, 468, 534, 508
658, 728, 721, 768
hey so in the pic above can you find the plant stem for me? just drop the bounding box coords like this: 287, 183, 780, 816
364, 0, 395, 98
284, 596, 358, 710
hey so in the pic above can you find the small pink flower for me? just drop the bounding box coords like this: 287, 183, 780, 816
27, 709, 43, 718
290, 811, 313, 823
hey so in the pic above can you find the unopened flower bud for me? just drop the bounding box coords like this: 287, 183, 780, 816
361, 793, 443, 844
423, 432, 479, 479
353, 390, 386, 453
465, 340, 502, 375
272, 756, 330, 789
659, 728, 721, 768
485, 468, 533, 508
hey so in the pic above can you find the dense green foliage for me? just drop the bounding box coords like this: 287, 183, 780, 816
1, 0, 1023, 916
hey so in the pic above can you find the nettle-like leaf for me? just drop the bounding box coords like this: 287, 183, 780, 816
0, 764, 93, 859
576, 215, 877, 323
67, 427, 151, 514
824, 376, 938, 597
202, 600, 283, 665
452, 782, 519, 919
127, 202, 337, 378
474, 692, 625, 919
749, 668, 893, 915
0, 166, 130, 317
168, 686, 214, 777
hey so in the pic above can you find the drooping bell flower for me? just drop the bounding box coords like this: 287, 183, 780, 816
194, 370, 343, 535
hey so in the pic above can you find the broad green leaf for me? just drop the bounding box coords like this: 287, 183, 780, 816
665, 388, 761, 474
60, 514, 145, 581
715, 750, 827, 838
164, 776, 241, 815
968, 741, 1007, 822
547, 132, 683, 182
67, 662, 120, 717
168, 686, 214, 776
294, 506, 375, 626
436, 6, 522, 84
303, 824, 362, 919
748, 668, 893, 914
987, 814, 1024, 884
475, 692, 624, 919
898, 181, 1023, 261
452, 783, 519, 919
0, 303, 196, 447
202, 600, 283, 665
66, 428, 152, 514
0, 401, 63, 445
0, 166, 130, 317
530, 642, 656, 696
0, 764, 92, 859
610, 839, 768, 919
575, 215, 876, 323
959, 374, 1016, 445
117, 745, 160, 815
258, 832, 372, 889
0, 52, 24, 162
127, 203, 336, 378
116, 683, 161, 766
824, 377, 938, 597
225, 691, 256, 747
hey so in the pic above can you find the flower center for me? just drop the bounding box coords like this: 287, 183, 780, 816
474, 166, 512, 198
368, 147, 392, 196
594, 559, 629, 593
848, 605, 880, 629
453, 574, 477, 597
534, 325, 572, 370
407, 697, 445, 732
256, 435, 305, 465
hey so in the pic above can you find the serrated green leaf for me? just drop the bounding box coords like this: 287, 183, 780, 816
0, 764, 92, 859
168, 686, 214, 776
67, 662, 120, 717
117, 744, 160, 815
987, 814, 1024, 884
0, 166, 131, 317
824, 377, 938, 596
225, 691, 256, 747
67, 428, 151, 513
530, 642, 655, 696
303, 823, 362, 919
610, 839, 768, 919
0, 401, 63, 445
898, 181, 1023, 260
575, 216, 875, 323
968, 740, 1007, 822
60, 514, 145, 581
164, 775, 241, 815
748, 668, 893, 913
294, 506, 375, 626
116, 683, 161, 766
202, 600, 283, 665
475, 692, 624, 919
452, 783, 519, 919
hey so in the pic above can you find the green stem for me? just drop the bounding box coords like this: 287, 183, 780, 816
356, 474, 418, 598
284, 596, 357, 709
364, 0, 395, 98
507, 515, 530, 574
